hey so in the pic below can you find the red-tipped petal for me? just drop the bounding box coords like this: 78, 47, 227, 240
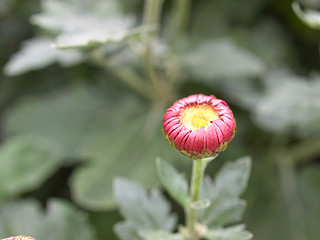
214, 120, 233, 141
163, 118, 180, 134
213, 122, 224, 145
163, 110, 180, 121
184, 130, 197, 155
175, 128, 191, 150
168, 124, 184, 142
193, 127, 206, 156
206, 124, 219, 154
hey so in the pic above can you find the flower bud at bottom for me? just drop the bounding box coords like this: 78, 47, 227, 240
1, 236, 36, 240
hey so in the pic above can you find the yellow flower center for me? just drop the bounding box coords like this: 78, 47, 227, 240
181, 104, 219, 130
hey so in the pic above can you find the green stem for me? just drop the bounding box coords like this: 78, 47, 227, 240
187, 159, 207, 240
89, 47, 153, 100
173, 0, 191, 41
142, 0, 173, 106
143, 0, 164, 29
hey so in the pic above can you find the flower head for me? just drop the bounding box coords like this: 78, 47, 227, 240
163, 94, 236, 159
1, 236, 35, 240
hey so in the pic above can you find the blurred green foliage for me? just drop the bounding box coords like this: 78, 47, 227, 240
1, 0, 320, 239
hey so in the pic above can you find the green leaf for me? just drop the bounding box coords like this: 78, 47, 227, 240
4, 38, 83, 76
4, 86, 141, 156
292, 2, 320, 29
156, 158, 189, 207
0, 199, 96, 240
182, 39, 265, 81
139, 230, 185, 240
30, 0, 122, 32
71, 120, 183, 210
204, 225, 253, 240
114, 222, 142, 240
54, 25, 150, 49
113, 178, 177, 233
252, 71, 320, 136
0, 136, 62, 200
3, 85, 185, 210
30, 0, 144, 49
199, 156, 251, 227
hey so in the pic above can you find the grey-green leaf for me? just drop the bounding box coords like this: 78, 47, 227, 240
199, 156, 251, 227
30, 0, 140, 49
139, 230, 185, 240
252, 71, 320, 136
71, 119, 183, 210
4, 86, 141, 156
30, 0, 122, 32
214, 156, 251, 197
156, 158, 189, 207
0, 136, 62, 200
55, 25, 151, 49
4, 38, 83, 76
114, 222, 142, 240
204, 225, 253, 240
113, 178, 177, 232
0, 199, 96, 240
182, 39, 265, 81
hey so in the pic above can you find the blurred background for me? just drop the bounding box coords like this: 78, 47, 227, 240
0, 0, 320, 239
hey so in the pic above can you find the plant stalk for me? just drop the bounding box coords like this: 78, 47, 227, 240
142, 0, 173, 106
143, 0, 164, 30
187, 158, 207, 240
173, 0, 191, 41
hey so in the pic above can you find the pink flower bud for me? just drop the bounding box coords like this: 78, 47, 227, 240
1, 236, 35, 240
163, 94, 236, 159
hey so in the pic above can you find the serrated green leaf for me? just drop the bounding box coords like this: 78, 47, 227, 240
213, 157, 251, 197
3, 38, 83, 76
204, 225, 253, 240
114, 222, 141, 240
182, 39, 265, 81
139, 230, 185, 240
0, 199, 96, 240
156, 158, 189, 207
113, 178, 177, 232
199, 156, 251, 227
0, 136, 62, 200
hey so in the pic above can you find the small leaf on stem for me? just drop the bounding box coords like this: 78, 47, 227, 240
156, 157, 189, 207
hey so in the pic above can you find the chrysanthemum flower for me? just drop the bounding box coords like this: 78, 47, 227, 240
1, 236, 35, 240
163, 94, 236, 159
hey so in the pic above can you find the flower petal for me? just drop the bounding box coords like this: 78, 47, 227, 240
206, 124, 219, 154
193, 127, 206, 158
168, 124, 184, 142
184, 130, 197, 155
163, 118, 180, 134
174, 128, 191, 150
214, 119, 233, 141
